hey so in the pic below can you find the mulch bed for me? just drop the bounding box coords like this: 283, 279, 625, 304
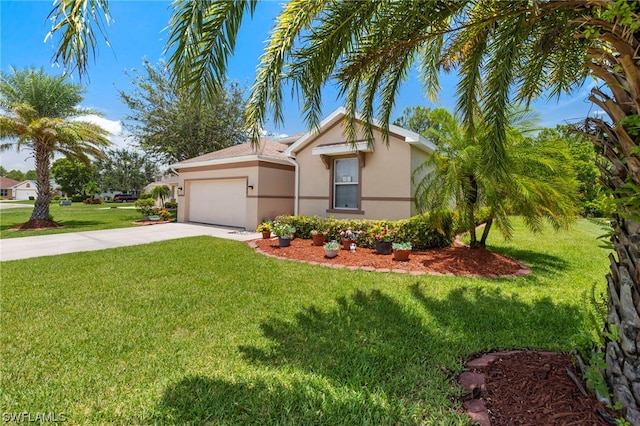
460, 351, 619, 425
251, 237, 529, 277
132, 220, 173, 226
9, 219, 63, 230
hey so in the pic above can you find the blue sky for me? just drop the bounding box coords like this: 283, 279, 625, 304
1, 0, 600, 171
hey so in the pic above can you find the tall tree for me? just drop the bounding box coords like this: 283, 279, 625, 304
119, 61, 247, 165
51, 157, 96, 196
94, 148, 156, 195
0, 67, 110, 225
46, 0, 640, 419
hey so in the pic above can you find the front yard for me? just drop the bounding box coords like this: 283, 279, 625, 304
1, 218, 610, 424
0, 201, 145, 239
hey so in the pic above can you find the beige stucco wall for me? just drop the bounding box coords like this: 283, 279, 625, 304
294, 122, 429, 221
176, 160, 294, 230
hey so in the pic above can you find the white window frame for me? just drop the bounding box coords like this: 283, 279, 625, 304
333, 158, 359, 210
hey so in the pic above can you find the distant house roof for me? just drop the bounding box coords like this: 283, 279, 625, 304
0, 176, 20, 189
172, 138, 293, 170
12, 179, 37, 188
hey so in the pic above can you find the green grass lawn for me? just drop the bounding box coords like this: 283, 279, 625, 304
0, 202, 143, 239
1, 218, 611, 424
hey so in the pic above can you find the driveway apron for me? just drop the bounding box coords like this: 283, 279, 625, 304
0, 223, 260, 261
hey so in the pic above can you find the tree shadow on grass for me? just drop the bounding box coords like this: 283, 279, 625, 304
488, 246, 570, 277
153, 374, 405, 425
154, 287, 583, 424
153, 290, 464, 424
409, 283, 584, 350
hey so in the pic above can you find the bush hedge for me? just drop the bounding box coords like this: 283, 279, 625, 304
275, 212, 455, 250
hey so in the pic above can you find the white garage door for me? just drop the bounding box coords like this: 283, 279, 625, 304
187, 179, 247, 228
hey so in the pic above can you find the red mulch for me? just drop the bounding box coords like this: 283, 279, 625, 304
252, 237, 529, 277
461, 351, 619, 425
132, 220, 173, 226
10, 219, 63, 230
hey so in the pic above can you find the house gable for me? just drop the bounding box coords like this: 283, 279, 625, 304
286, 108, 434, 221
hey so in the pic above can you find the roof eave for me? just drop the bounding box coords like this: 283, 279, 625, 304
172, 155, 293, 170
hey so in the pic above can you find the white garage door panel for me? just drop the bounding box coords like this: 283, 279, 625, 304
188, 179, 246, 228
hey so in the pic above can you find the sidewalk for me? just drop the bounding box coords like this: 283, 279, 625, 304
0, 223, 261, 261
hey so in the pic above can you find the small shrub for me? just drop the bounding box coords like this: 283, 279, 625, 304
71, 194, 84, 202
139, 192, 153, 200
135, 198, 156, 217
83, 198, 103, 204
151, 207, 171, 220
164, 201, 178, 209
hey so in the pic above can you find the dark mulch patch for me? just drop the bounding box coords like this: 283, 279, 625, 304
461, 351, 619, 425
9, 219, 63, 230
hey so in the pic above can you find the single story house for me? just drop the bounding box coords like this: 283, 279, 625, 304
0, 176, 20, 199
172, 138, 296, 229
172, 107, 435, 230
12, 180, 38, 200
143, 174, 180, 203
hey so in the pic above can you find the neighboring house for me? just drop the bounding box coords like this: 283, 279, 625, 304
12, 180, 38, 200
144, 174, 180, 203
0, 176, 20, 199
173, 107, 435, 230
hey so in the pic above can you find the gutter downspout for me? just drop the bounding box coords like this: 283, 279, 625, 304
286, 156, 300, 216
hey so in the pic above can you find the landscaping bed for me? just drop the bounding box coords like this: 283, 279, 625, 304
252, 237, 529, 277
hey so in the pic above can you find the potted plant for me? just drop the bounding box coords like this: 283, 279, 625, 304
323, 240, 339, 258
272, 222, 296, 247
311, 229, 326, 246
339, 227, 362, 250
392, 242, 412, 261
256, 222, 272, 239
373, 225, 395, 255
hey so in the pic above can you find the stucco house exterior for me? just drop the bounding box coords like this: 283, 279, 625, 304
172, 138, 296, 230
143, 174, 180, 203
0, 176, 20, 199
12, 180, 38, 200
173, 107, 435, 230
284, 107, 435, 221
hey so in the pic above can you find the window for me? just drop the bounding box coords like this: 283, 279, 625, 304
0, 189, 7, 197
333, 158, 359, 209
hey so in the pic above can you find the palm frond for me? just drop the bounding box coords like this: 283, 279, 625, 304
46, 0, 112, 78
167, 0, 257, 103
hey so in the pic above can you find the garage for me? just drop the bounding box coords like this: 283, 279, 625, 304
187, 179, 247, 228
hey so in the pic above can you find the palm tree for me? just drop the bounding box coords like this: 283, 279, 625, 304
46, 0, 640, 418
413, 107, 578, 248
0, 68, 110, 226
151, 185, 170, 207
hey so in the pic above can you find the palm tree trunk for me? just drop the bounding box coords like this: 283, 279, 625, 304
579, 18, 640, 423
29, 143, 52, 222
479, 216, 493, 248
604, 217, 640, 424
468, 206, 480, 249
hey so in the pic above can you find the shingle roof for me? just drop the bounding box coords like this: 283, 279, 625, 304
178, 138, 290, 164
0, 176, 20, 189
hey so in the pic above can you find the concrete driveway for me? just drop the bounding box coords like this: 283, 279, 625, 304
0, 223, 261, 261
0, 202, 33, 210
